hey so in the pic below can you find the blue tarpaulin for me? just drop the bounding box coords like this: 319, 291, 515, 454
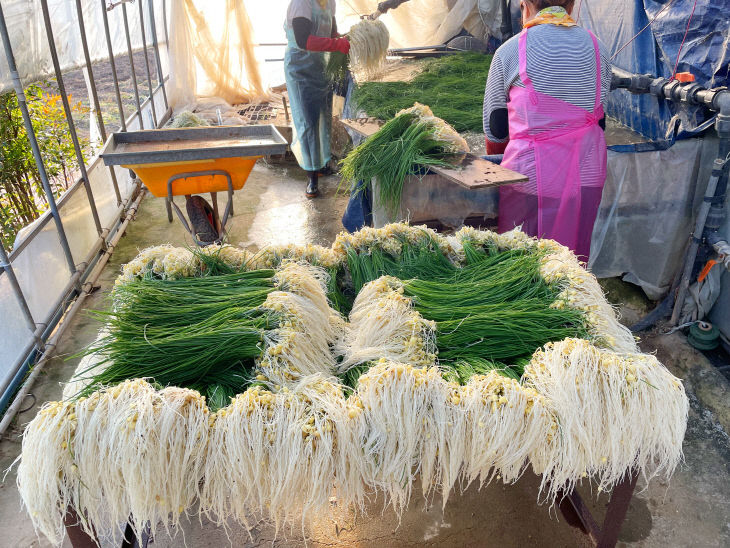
508, 0, 730, 143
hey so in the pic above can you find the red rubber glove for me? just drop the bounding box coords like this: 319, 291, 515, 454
485, 137, 508, 155
306, 35, 351, 54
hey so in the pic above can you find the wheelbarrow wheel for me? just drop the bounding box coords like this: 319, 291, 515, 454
186, 195, 219, 245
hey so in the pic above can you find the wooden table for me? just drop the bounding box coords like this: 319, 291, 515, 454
340, 117, 528, 189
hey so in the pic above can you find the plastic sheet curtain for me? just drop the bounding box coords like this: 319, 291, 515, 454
0, 0, 167, 93
164, 0, 502, 108
588, 136, 722, 299
339, 0, 490, 49
167, 0, 267, 109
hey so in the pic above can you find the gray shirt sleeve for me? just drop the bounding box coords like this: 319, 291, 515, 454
483, 47, 509, 143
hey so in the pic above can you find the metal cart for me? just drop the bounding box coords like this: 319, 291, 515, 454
100, 125, 288, 246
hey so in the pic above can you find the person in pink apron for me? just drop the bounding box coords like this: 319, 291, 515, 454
483, 0, 610, 261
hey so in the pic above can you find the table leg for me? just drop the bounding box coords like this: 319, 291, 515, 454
64, 506, 99, 548
557, 472, 638, 548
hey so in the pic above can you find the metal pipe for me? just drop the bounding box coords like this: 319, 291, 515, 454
124, 83, 168, 129
0, 188, 146, 437
0, 3, 77, 277
121, 2, 145, 128
161, 0, 170, 52
75, 0, 107, 142
671, 158, 725, 324
138, 0, 158, 127
75, 0, 123, 206
0, 240, 41, 348
101, 0, 127, 131
39, 0, 104, 239
147, 0, 169, 111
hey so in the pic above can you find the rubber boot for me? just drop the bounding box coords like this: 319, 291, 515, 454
306, 171, 319, 198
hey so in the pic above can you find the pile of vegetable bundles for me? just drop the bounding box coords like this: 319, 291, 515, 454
17, 223, 688, 546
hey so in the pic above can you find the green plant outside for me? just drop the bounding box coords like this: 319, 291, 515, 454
0, 84, 89, 249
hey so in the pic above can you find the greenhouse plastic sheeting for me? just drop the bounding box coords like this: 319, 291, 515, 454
0, 159, 133, 375
0, 0, 167, 93
589, 136, 721, 299
339, 0, 490, 49
574, 0, 730, 142
0, 275, 36, 377
0, 87, 165, 395
710, 270, 730, 341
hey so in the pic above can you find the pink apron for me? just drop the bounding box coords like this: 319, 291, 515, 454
498, 28, 607, 261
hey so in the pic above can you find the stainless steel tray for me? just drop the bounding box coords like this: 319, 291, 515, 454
100, 124, 288, 166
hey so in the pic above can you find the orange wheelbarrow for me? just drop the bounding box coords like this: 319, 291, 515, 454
101, 125, 287, 246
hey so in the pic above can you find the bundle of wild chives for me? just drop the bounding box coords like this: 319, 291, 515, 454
353, 52, 491, 132
111, 270, 276, 327
76, 272, 279, 406
325, 51, 349, 86
78, 308, 275, 399
435, 303, 586, 362
193, 246, 248, 276
326, 265, 351, 314
345, 238, 458, 294
400, 251, 585, 363
339, 111, 461, 217
441, 357, 522, 385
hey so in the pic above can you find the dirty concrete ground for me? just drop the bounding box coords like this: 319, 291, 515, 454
1, 159, 729, 547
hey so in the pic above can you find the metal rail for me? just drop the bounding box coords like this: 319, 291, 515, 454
121, 1, 145, 128
75, 0, 123, 206
101, 0, 127, 131
138, 0, 159, 128
147, 0, 169, 110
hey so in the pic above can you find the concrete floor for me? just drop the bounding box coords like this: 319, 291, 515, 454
1, 159, 729, 547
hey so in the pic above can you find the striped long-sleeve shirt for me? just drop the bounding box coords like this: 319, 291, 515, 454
483, 23, 612, 143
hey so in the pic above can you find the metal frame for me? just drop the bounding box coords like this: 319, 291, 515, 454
101, 0, 127, 132
40, 0, 105, 240
166, 170, 235, 246
74, 0, 123, 206
147, 0, 169, 111
558, 473, 638, 548
0, 0, 172, 422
